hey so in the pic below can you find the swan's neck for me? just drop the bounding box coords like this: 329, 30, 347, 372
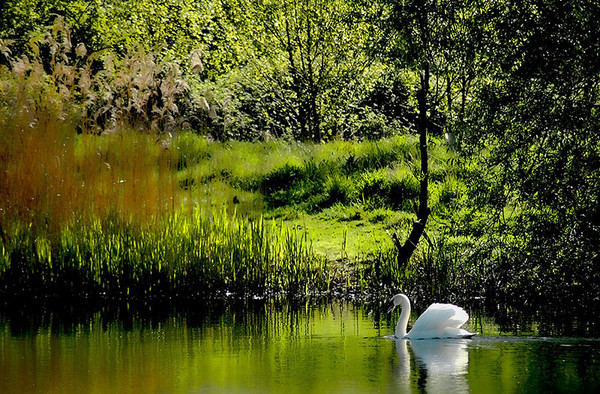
395, 299, 410, 338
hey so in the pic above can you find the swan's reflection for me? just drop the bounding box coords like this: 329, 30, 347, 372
393, 338, 470, 393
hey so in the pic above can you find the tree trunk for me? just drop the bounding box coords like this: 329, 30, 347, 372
394, 63, 431, 270
284, 17, 308, 140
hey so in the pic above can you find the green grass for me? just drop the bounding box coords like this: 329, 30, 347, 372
170, 132, 462, 261
278, 205, 415, 261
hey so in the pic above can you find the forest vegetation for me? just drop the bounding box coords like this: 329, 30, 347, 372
0, 0, 599, 325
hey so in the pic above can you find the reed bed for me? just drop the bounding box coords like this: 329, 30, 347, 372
0, 209, 330, 301
0, 18, 185, 231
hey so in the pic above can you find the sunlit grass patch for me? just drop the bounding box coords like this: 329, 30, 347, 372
277, 205, 413, 261
166, 133, 468, 263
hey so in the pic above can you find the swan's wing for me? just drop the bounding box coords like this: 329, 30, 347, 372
409, 303, 469, 338
412, 303, 469, 330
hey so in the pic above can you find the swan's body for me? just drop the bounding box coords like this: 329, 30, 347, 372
388, 294, 476, 339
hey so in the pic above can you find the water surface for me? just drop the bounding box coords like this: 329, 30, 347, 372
1, 301, 599, 393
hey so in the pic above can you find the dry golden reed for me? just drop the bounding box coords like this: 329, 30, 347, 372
0, 18, 182, 232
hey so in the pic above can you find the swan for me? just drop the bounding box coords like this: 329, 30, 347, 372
388, 294, 476, 339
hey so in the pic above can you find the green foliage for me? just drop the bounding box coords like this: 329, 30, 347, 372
0, 0, 231, 75
458, 0, 600, 308
1, 0, 599, 311
242, 0, 379, 140
191, 0, 413, 141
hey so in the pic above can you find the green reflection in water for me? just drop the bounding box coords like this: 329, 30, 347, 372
1, 302, 599, 393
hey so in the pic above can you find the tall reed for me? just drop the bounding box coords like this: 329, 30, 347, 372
0, 208, 329, 301
0, 18, 186, 232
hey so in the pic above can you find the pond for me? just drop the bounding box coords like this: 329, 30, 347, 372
1, 300, 599, 393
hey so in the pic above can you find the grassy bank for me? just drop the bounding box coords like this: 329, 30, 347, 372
171, 133, 467, 259
0, 120, 477, 302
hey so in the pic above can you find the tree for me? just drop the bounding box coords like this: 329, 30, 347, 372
372, 0, 493, 269
241, 0, 378, 141
375, 0, 441, 269
462, 0, 600, 305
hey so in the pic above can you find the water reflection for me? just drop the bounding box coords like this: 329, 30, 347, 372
393, 339, 412, 391
410, 339, 469, 375
1, 301, 599, 393
393, 338, 470, 393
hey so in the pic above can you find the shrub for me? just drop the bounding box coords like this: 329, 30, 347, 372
357, 170, 419, 211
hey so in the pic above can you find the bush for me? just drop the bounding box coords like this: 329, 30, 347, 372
0, 18, 199, 136
357, 170, 419, 211
323, 176, 357, 207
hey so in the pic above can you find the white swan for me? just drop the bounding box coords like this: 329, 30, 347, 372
388, 294, 476, 339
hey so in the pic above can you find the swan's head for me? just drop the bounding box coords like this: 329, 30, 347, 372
387, 293, 410, 313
